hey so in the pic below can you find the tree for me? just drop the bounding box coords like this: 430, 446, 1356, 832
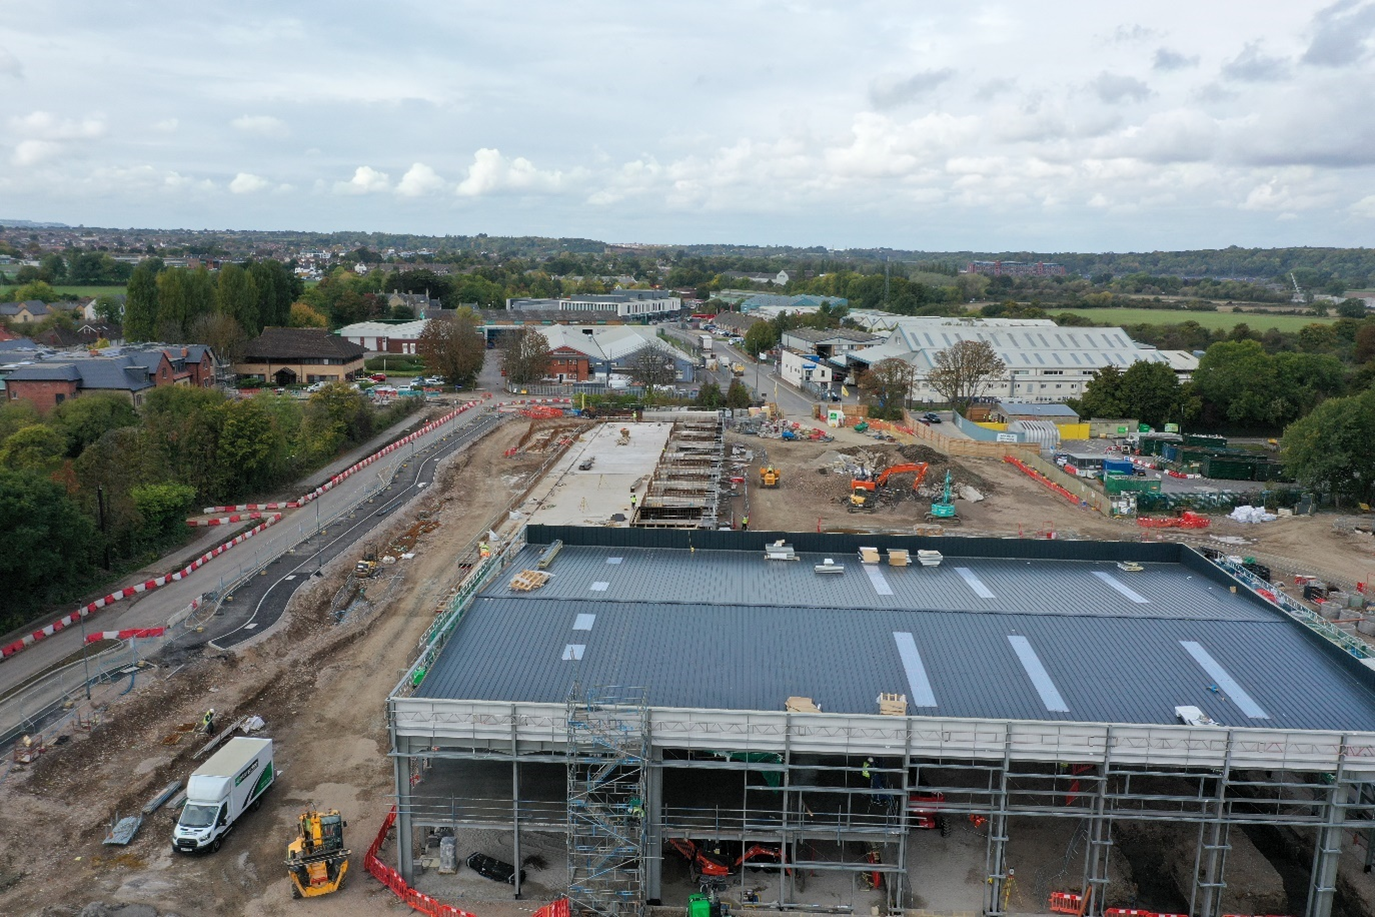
124, 259, 160, 341
39, 252, 66, 284
417, 310, 485, 387
926, 340, 1006, 413
129, 481, 197, 548
1356, 324, 1375, 365
725, 378, 753, 409
215, 263, 260, 334
0, 424, 66, 474
1074, 366, 1126, 419
743, 320, 778, 356
626, 346, 678, 402
288, 302, 328, 328
501, 328, 552, 385
858, 357, 915, 420
694, 380, 725, 409
1281, 388, 1375, 505
299, 383, 373, 463
50, 393, 139, 458
10, 280, 58, 303
1336, 298, 1368, 319
188, 312, 249, 364
0, 469, 97, 628
94, 294, 123, 324
1116, 361, 1182, 429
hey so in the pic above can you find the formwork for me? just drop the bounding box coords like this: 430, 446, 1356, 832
634, 416, 726, 529
389, 527, 1375, 917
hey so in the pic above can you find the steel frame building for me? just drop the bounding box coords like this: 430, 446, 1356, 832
388, 527, 1375, 917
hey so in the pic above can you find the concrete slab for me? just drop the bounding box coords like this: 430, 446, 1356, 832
522, 423, 675, 527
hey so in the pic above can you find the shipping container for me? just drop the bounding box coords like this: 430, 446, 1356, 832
1202, 456, 1256, 481
1183, 433, 1228, 449
1102, 458, 1136, 476
1104, 475, 1161, 495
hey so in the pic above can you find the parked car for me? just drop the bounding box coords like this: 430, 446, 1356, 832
921, 412, 943, 424
425, 376, 445, 385
369, 373, 387, 382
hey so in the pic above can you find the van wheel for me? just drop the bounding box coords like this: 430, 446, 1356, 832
211, 837, 222, 853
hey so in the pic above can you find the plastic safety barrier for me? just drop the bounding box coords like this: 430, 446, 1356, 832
1004, 456, 1084, 507
363, 804, 568, 917
1049, 891, 1084, 914
1, 513, 281, 661
85, 628, 165, 644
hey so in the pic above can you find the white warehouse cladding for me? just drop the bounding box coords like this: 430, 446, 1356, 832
505, 290, 682, 317
837, 316, 1198, 404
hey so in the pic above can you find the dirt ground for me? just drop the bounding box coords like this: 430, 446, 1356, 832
744, 433, 1375, 588
0, 416, 558, 917
8, 418, 1375, 917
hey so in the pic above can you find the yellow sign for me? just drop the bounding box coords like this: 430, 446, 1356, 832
841, 385, 849, 397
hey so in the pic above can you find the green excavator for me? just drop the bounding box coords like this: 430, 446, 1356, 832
926, 470, 959, 524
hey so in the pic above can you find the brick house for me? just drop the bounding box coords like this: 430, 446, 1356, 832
548, 345, 593, 382
235, 328, 366, 386
2, 345, 219, 413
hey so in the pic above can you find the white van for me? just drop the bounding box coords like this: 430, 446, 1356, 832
172, 738, 275, 853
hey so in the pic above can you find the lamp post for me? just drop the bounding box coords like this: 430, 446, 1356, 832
314, 496, 323, 574
78, 610, 92, 701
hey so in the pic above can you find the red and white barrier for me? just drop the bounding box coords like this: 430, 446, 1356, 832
1, 513, 281, 661
187, 511, 272, 527
201, 501, 294, 514
85, 627, 166, 644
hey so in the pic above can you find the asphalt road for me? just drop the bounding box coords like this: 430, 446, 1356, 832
197, 412, 502, 650
0, 402, 499, 696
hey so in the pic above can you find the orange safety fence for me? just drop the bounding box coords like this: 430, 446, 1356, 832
1136, 511, 1211, 529
364, 805, 570, 917
1004, 456, 1084, 508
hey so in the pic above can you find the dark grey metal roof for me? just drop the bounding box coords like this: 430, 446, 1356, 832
416, 540, 1375, 731
479, 545, 1267, 621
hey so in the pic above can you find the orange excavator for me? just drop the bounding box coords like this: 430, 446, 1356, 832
849, 462, 929, 512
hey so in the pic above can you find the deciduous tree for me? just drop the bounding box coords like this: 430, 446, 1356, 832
418, 310, 485, 387
1282, 388, 1375, 505
501, 328, 552, 385
626, 346, 678, 402
858, 357, 915, 420
0, 469, 97, 627
926, 340, 1005, 414
725, 378, 753, 409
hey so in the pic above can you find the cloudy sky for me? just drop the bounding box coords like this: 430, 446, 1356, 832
4, 1, 1375, 251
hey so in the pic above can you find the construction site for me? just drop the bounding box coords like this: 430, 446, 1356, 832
9, 409, 1375, 917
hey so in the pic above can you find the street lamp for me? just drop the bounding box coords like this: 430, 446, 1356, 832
77, 610, 92, 701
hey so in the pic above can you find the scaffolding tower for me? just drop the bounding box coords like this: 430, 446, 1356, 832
567, 686, 650, 917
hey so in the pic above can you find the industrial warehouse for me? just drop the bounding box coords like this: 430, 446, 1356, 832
387, 525, 1375, 917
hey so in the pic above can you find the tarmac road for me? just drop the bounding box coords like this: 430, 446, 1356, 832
196, 412, 502, 650
0, 402, 499, 697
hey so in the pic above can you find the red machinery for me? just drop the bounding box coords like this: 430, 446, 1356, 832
907, 792, 950, 835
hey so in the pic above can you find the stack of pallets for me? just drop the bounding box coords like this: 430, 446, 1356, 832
509, 570, 551, 592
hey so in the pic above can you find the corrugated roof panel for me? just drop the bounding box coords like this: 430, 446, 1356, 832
417, 597, 1375, 730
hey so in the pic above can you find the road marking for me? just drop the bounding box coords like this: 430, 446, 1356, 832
1007, 635, 1069, 712
893, 632, 937, 707
1180, 641, 1268, 718
1093, 570, 1148, 604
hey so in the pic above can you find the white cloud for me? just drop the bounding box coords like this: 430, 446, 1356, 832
229, 172, 270, 194
333, 165, 391, 195
231, 114, 288, 137
1351, 193, 1375, 218
0, 46, 21, 79
8, 111, 106, 166
10, 111, 106, 141
456, 148, 570, 197
153, 118, 179, 133
395, 162, 447, 197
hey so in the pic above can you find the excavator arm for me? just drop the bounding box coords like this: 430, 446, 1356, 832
874, 462, 929, 490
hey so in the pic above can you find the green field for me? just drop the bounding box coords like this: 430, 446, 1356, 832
1054, 307, 1338, 333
